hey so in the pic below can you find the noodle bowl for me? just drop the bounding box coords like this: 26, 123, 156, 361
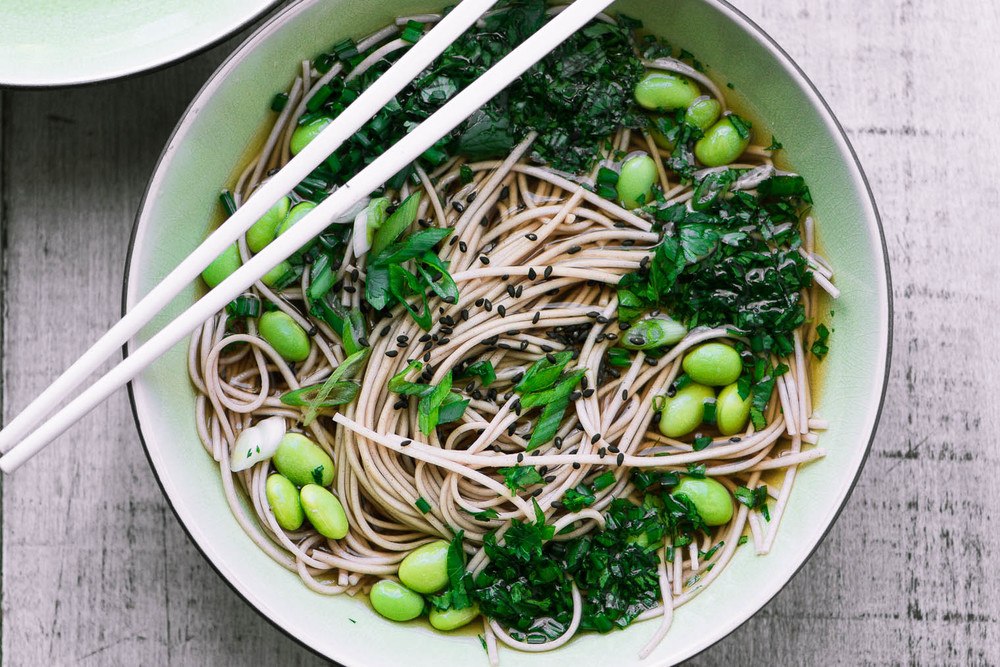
184, 3, 839, 662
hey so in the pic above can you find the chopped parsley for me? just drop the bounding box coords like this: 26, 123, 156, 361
734, 485, 770, 521
499, 465, 543, 493
812, 323, 831, 359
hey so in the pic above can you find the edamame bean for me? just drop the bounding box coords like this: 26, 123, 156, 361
272, 432, 334, 487
370, 580, 425, 622
275, 201, 318, 238
617, 154, 658, 209
682, 343, 743, 386
634, 71, 701, 111
201, 244, 241, 288
299, 484, 349, 539
429, 604, 480, 631
260, 260, 292, 288
398, 540, 450, 594
658, 383, 714, 438
246, 196, 291, 253
716, 382, 752, 436
290, 117, 333, 155
258, 310, 311, 362
694, 116, 751, 167
685, 96, 722, 131
265, 474, 304, 531
621, 316, 687, 350
673, 476, 733, 526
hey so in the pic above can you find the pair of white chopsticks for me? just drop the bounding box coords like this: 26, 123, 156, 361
0, 0, 617, 472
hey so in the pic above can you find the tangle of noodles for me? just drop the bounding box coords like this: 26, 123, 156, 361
188, 8, 837, 662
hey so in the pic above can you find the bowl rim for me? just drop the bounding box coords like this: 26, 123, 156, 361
0, 0, 282, 89
123, 0, 893, 663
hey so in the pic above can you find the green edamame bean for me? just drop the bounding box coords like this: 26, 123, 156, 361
369, 580, 425, 622
290, 117, 333, 155
634, 71, 701, 111
682, 343, 743, 386
260, 260, 292, 288
716, 382, 752, 436
258, 310, 311, 362
617, 154, 658, 209
694, 116, 751, 167
658, 383, 714, 438
673, 476, 733, 526
272, 432, 334, 487
398, 540, 450, 594
246, 196, 291, 253
621, 316, 687, 350
201, 244, 241, 288
275, 201, 318, 238
685, 96, 722, 131
299, 484, 349, 539
429, 604, 480, 631
265, 474, 304, 531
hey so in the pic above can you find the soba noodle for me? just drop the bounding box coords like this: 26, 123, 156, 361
189, 7, 836, 662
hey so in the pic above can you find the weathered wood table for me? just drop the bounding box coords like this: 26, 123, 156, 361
1, 0, 996, 664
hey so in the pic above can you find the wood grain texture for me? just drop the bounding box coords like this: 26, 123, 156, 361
1, 0, 998, 665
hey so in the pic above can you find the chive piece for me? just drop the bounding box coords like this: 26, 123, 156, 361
415, 497, 432, 514
218, 190, 237, 217
306, 83, 335, 112
401, 20, 425, 44
592, 471, 616, 491
270, 92, 289, 112
225, 294, 261, 319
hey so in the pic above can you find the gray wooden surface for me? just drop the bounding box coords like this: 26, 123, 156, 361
1, 0, 997, 664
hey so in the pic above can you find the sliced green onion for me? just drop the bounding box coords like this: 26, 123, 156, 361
226, 294, 261, 319
219, 190, 237, 217
401, 20, 425, 43
270, 92, 289, 112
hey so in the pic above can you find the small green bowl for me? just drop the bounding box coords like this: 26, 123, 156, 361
0, 0, 280, 87
124, 1, 891, 664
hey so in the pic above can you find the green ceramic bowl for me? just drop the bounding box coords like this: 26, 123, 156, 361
0, 0, 279, 87
125, 1, 891, 664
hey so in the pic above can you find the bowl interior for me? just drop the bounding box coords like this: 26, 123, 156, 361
125, 1, 890, 665
0, 0, 278, 87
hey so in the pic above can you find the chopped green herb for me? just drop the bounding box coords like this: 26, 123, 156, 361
734, 485, 770, 521
766, 135, 783, 151
415, 497, 432, 514
812, 323, 831, 359
499, 465, 543, 493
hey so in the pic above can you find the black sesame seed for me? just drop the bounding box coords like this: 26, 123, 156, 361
596, 316, 609, 324
506, 285, 515, 298
543, 266, 553, 279
528, 268, 537, 280
461, 308, 470, 321
569, 391, 582, 401
393, 398, 408, 409
554, 436, 563, 448
583, 388, 595, 398
306, 325, 319, 337
459, 241, 468, 252
401, 439, 412, 447
544, 475, 556, 483
380, 325, 391, 337
541, 345, 554, 353
729, 436, 742, 442
343, 285, 356, 294
423, 352, 431, 362
616, 452, 625, 466
532, 312, 541, 324
545, 353, 556, 363
525, 233, 538, 241
507, 422, 518, 436
419, 334, 431, 343
448, 236, 458, 246
572, 462, 582, 470
479, 256, 490, 265
598, 447, 607, 458
475, 298, 485, 307
466, 192, 477, 203
453, 201, 465, 212
567, 245, 581, 254
517, 453, 524, 463
497, 305, 506, 317
608, 445, 620, 453
591, 433, 601, 444
621, 389, 628, 400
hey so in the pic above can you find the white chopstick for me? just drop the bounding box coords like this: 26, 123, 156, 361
0, 0, 499, 457
0, 0, 616, 473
